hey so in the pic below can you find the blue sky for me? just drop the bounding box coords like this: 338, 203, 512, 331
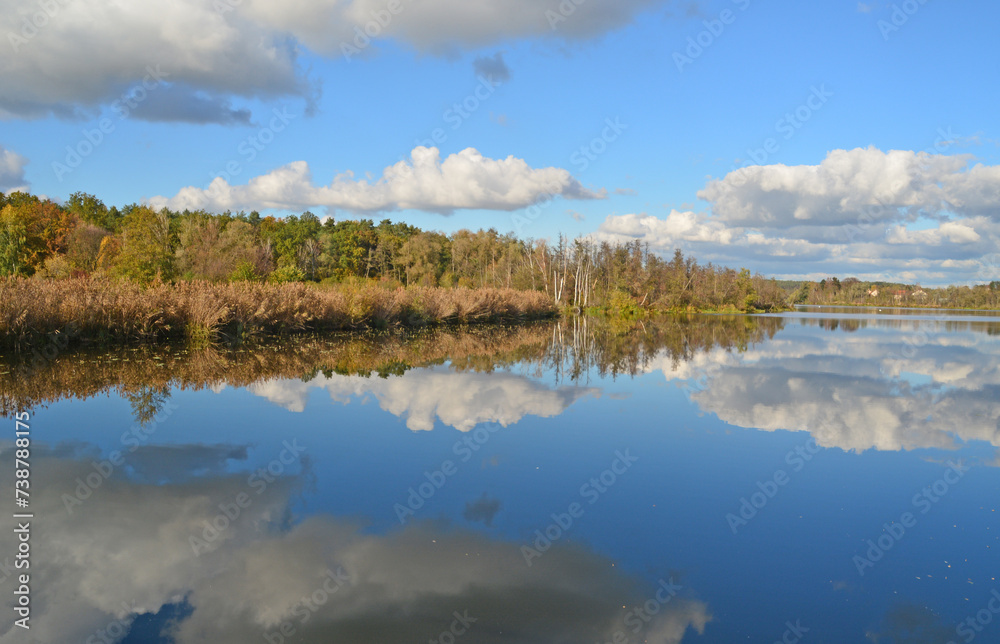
1, 0, 998, 285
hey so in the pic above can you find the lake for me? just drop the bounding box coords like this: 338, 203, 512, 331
1, 307, 998, 643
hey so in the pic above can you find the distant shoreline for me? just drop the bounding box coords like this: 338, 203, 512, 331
792, 303, 1000, 314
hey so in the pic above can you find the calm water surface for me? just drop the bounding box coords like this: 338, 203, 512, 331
1, 310, 997, 643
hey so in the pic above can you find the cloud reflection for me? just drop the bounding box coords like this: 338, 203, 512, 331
646, 320, 1000, 458
248, 367, 602, 431
0, 446, 710, 644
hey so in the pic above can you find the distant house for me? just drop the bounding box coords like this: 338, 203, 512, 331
867, 287, 879, 297
912, 288, 927, 298
893, 289, 909, 303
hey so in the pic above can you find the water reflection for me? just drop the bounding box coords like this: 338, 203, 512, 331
249, 369, 602, 431
2, 311, 999, 642
0, 316, 783, 420
4, 313, 998, 458
669, 318, 1000, 460
6, 446, 710, 644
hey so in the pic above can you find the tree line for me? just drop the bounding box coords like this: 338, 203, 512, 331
0, 191, 788, 312
788, 275, 1000, 311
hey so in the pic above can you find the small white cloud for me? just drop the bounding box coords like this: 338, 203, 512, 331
148, 146, 605, 215
885, 220, 982, 245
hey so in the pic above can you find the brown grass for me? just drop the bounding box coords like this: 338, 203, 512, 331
0, 277, 557, 348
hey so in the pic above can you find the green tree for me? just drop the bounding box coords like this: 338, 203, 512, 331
116, 206, 174, 282
0, 213, 28, 276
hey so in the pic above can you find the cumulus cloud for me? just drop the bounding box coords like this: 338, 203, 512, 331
0, 0, 306, 122
698, 147, 998, 228
595, 147, 1000, 285
293, 0, 672, 53
247, 366, 601, 431
0, 0, 674, 122
148, 146, 605, 214
0, 444, 711, 644
0, 145, 28, 193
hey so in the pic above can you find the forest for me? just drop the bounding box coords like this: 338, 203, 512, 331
0, 191, 788, 314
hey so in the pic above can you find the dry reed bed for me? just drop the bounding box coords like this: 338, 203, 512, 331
0, 277, 557, 347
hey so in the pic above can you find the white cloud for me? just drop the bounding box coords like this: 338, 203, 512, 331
697, 147, 992, 229
594, 210, 736, 245
0, 0, 306, 122
0, 0, 675, 122
250, 0, 671, 54
885, 219, 982, 245
148, 146, 605, 214
0, 145, 28, 193
595, 147, 1000, 285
